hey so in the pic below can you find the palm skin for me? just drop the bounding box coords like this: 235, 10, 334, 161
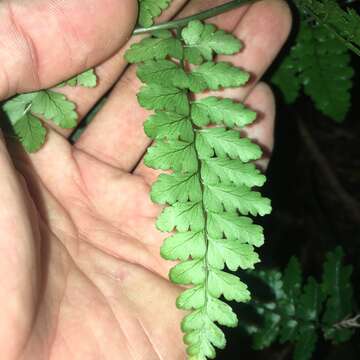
4, 137, 184, 359
0, 0, 291, 359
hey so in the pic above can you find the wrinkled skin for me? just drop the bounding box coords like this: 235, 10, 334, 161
0, 0, 291, 359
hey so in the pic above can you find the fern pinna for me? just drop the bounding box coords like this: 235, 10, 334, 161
126, 20, 271, 359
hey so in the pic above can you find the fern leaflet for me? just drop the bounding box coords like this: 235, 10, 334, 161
138, 0, 173, 27
59, 68, 97, 88
247, 247, 356, 360
2, 90, 79, 151
295, 0, 360, 55
272, 21, 354, 122
126, 20, 271, 359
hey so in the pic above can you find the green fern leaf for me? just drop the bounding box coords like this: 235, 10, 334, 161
251, 270, 284, 350
208, 239, 259, 271
298, 24, 353, 121
253, 312, 281, 350
187, 62, 249, 92
196, 127, 262, 162
144, 111, 193, 141
294, 324, 318, 360
2, 93, 38, 124
282, 256, 302, 313
138, 83, 189, 114
126, 30, 183, 63
208, 269, 250, 302
138, 0, 172, 27
278, 257, 302, 342
12, 113, 46, 153
249, 248, 356, 357
151, 173, 201, 204
272, 21, 354, 122
203, 184, 271, 215
295, 0, 360, 54
2, 89, 77, 151
297, 277, 323, 322
208, 297, 238, 326
30, 90, 78, 128
207, 213, 264, 246
279, 318, 298, 344
144, 139, 197, 172
161, 231, 206, 262
322, 247, 354, 343
201, 158, 266, 187
271, 55, 301, 104
191, 97, 256, 128
181, 20, 243, 64
125, 20, 271, 359
137, 60, 189, 88
157, 202, 205, 232
4, 90, 78, 129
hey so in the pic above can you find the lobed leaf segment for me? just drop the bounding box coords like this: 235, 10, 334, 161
1, 69, 97, 152
126, 20, 271, 359
271, 18, 354, 123
294, 0, 360, 56
248, 247, 355, 360
138, 0, 173, 27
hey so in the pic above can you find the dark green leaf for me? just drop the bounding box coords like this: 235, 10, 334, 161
322, 247, 354, 343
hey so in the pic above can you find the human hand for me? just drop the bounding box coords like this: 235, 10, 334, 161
0, 0, 291, 359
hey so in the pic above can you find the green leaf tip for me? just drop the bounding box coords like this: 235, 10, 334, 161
2, 89, 79, 151
138, 0, 173, 28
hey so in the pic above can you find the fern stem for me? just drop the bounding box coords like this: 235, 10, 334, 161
194, 131, 211, 310
133, 0, 256, 35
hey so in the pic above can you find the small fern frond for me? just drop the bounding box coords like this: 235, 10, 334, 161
272, 21, 354, 122
248, 247, 356, 360
295, 0, 360, 55
2, 90, 79, 151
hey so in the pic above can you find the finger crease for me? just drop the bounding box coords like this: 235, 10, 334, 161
6, 1, 41, 90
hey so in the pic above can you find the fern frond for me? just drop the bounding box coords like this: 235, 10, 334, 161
138, 0, 173, 28
126, 20, 271, 359
295, 0, 360, 55
2, 90, 78, 151
248, 248, 356, 359
272, 21, 354, 122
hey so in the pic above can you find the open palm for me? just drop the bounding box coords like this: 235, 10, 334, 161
0, 0, 291, 359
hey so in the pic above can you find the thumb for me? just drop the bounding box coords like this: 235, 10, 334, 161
0, 127, 39, 358
0, 0, 138, 100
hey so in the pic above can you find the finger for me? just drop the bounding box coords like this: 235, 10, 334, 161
135, 81, 276, 185
75, 0, 251, 168
0, 129, 41, 358
0, 0, 137, 100
47, 0, 193, 138
216, 0, 292, 98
